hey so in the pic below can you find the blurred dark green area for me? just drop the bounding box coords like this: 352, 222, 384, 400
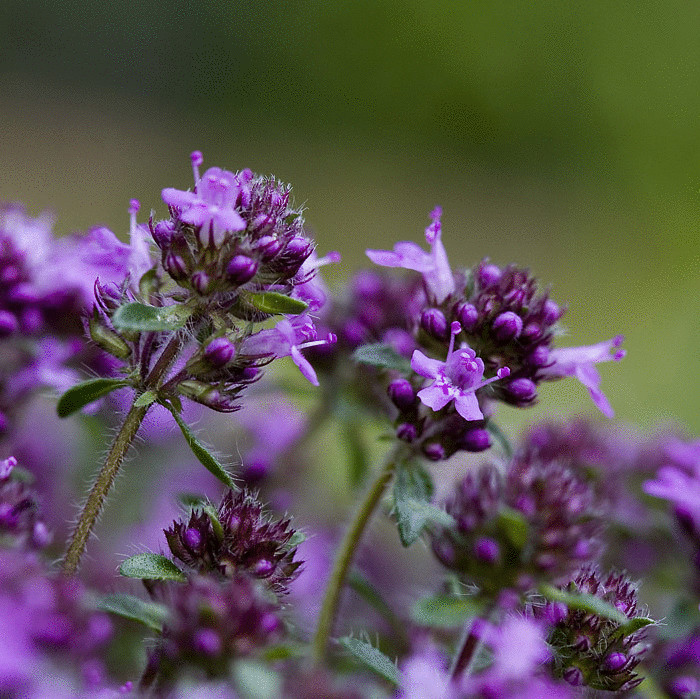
1, 1, 698, 433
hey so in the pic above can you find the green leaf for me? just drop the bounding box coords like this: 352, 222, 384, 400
97, 593, 169, 632
352, 343, 412, 373
618, 616, 655, 636
119, 553, 187, 582
393, 462, 449, 547
241, 291, 308, 315
57, 378, 128, 418
202, 504, 225, 541
133, 390, 158, 408
496, 506, 529, 550
288, 530, 307, 547
112, 302, 192, 332
177, 492, 208, 508
261, 643, 308, 662
162, 401, 237, 490
411, 594, 480, 628
539, 583, 628, 625
232, 659, 282, 699
485, 421, 513, 458
339, 637, 400, 685
348, 571, 402, 633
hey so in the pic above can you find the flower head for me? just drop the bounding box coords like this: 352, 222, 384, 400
411, 321, 510, 421
366, 207, 455, 303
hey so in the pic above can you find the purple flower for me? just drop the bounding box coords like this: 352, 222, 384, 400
366, 207, 455, 303
292, 249, 341, 312
411, 321, 510, 421
539, 335, 625, 417
241, 315, 335, 386
162, 166, 246, 247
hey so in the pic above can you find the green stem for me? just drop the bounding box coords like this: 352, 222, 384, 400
61, 401, 149, 575
312, 444, 404, 662
62, 332, 184, 575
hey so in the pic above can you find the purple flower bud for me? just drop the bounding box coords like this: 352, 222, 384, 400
474, 536, 500, 564
420, 308, 449, 339
388, 379, 416, 410
253, 213, 276, 234
460, 428, 491, 452
194, 629, 222, 656
255, 235, 283, 260
492, 311, 523, 341
563, 667, 585, 687
8, 283, 40, 305
527, 344, 550, 366
191, 271, 211, 294
507, 378, 537, 402
19, 308, 42, 334
396, 423, 417, 442
184, 527, 203, 550
544, 602, 569, 625
382, 328, 415, 357
226, 254, 258, 284
0, 310, 19, 337
455, 301, 479, 332
670, 677, 699, 696
152, 220, 175, 248
603, 652, 628, 672
164, 252, 188, 282
572, 634, 592, 652
285, 236, 312, 261
542, 298, 561, 325
0, 457, 17, 480
260, 611, 282, 634
252, 558, 275, 578
521, 322, 541, 341
423, 442, 445, 461
478, 263, 502, 288
204, 337, 236, 367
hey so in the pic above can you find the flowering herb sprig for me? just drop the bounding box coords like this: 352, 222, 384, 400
8, 152, 696, 698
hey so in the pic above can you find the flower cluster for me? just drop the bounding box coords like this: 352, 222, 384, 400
537, 567, 652, 691
164, 489, 302, 595
430, 448, 601, 596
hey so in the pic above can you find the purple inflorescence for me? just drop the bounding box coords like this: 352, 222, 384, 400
143, 573, 282, 689
430, 447, 601, 596
540, 567, 652, 692
164, 489, 302, 595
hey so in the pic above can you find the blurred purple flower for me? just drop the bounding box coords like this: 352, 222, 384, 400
539, 335, 625, 417
367, 207, 455, 303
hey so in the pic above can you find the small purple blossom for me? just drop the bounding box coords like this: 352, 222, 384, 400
241, 315, 335, 386
540, 335, 625, 417
411, 321, 510, 421
162, 166, 247, 247
366, 207, 455, 303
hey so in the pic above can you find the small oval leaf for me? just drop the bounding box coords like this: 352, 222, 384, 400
411, 594, 479, 628
539, 583, 628, 625
133, 390, 158, 408
162, 401, 237, 490
119, 553, 186, 582
112, 302, 192, 331
57, 378, 128, 418
97, 593, 169, 632
339, 637, 400, 685
352, 343, 412, 374
243, 291, 308, 315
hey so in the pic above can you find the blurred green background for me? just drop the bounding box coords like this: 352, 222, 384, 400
1, 1, 698, 434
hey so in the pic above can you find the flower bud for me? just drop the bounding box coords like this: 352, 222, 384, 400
204, 338, 236, 368
396, 423, 417, 442
477, 263, 502, 288
420, 308, 449, 340
507, 378, 537, 402
423, 442, 445, 461
89, 316, 131, 359
492, 311, 523, 341
474, 536, 500, 564
255, 235, 283, 260
164, 253, 189, 282
152, 220, 175, 248
226, 255, 258, 285
0, 311, 18, 337
455, 301, 479, 332
388, 379, 416, 411
460, 428, 491, 452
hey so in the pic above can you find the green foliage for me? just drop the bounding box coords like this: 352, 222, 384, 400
539, 583, 628, 625
352, 343, 412, 374
411, 594, 479, 629
57, 378, 128, 418
97, 593, 169, 632
119, 553, 187, 582
162, 400, 237, 490
112, 302, 192, 332
240, 290, 308, 315
339, 636, 400, 685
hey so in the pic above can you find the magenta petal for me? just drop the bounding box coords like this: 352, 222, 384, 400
291, 345, 319, 386
453, 391, 484, 422
410, 350, 443, 379
417, 383, 452, 412
574, 364, 614, 418
365, 249, 404, 267
161, 188, 198, 208
214, 209, 247, 232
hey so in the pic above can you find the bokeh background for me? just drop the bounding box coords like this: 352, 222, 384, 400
1, 1, 698, 435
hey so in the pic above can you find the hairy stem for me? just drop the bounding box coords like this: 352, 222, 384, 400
312, 444, 404, 662
61, 401, 149, 575
62, 331, 184, 575
450, 619, 481, 680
